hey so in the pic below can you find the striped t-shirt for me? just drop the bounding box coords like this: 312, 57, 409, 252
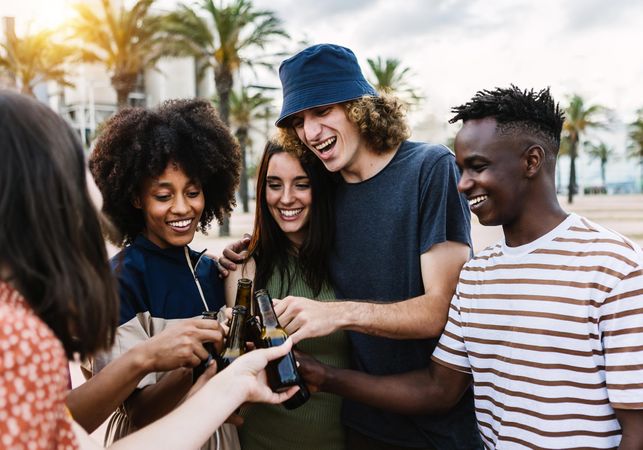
432, 213, 643, 449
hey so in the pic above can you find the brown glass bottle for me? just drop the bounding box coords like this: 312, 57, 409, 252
282, 379, 311, 410
233, 278, 253, 310
192, 311, 221, 384
219, 305, 247, 369
254, 289, 307, 402
233, 278, 262, 346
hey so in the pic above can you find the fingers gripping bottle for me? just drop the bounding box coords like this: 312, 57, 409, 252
192, 311, 222, 383
254, 289, 310, 409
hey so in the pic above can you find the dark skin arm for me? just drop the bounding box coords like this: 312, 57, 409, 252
67, 318, 224, 433
124, 367, 193, 429
124, 321, 227, 430
615, 409, 643, 449
295, 350, 471, 415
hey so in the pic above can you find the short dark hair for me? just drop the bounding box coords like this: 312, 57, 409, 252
247, 141, 335, 297
450, 85, 565, 157
89, 99, 240, 246
0, 91, 118, 359
279, 94, 410, 156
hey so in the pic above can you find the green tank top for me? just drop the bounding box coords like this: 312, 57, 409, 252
239, 263, 351, 450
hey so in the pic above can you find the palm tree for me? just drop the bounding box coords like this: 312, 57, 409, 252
164, 0, 287, 235
69, 0, 169, 110
0, 28, 76, 96
229, 86, 273, 212
556, 135, 572, 193
366, 56, 422, 107
164, 0, 287, 125
585, 141, 614, 188
562, 94, 609, 203
628, 109, 643, 192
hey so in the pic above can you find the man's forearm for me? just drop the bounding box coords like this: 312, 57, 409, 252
339, 294, 450, 339
319, 363, 469, 415
341, 240, 469, 339
66, 349, 151, 433
278, 293, 450, 342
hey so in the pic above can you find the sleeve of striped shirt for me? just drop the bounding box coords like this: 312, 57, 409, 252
600, 262, 643, 410
431, 291, 472, 373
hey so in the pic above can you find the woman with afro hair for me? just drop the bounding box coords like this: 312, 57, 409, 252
88, 98, 241, 448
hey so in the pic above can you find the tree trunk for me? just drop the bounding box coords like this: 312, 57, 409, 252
215, 66, 234, 236
567, 139, 578, 204
600, 159, 606, 187
110, 72, 138, 111
236, 126, 250, 213
214, 67, 233, 125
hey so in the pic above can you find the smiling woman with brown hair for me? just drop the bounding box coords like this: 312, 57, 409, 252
224, 141, 351, 450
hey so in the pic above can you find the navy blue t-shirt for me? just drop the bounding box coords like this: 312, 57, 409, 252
331, 141, 480, 448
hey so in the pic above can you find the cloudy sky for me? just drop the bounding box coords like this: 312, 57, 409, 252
5, 0, 643, 180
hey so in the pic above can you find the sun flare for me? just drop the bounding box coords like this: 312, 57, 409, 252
29, 0, 75, 32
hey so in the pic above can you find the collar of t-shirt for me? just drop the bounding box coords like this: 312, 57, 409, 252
500, 213, 576, 258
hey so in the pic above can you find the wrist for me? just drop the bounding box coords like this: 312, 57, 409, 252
135, 340, 158, 374
211, 369, 249, 403
320, 364, 338, 393
335, 301, 358, 331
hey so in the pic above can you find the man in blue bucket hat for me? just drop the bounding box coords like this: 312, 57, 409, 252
223, 43, 480, 449
277, 43, 483, 449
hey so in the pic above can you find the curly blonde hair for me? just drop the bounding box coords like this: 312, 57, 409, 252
278, 94, 410, 156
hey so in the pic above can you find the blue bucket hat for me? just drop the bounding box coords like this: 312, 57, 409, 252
276, 43, 377, 127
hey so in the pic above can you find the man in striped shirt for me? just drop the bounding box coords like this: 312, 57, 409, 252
297, 86, 643, 449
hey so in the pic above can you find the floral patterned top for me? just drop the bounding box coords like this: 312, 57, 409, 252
0, 282, 78, 449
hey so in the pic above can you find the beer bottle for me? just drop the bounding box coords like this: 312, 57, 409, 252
233, 278, 253, 310
219, 305, 247, 369
282, 380, 311, 410
192, 311, 221, 384
254, 289, 307, 404
233, 278, 262, 346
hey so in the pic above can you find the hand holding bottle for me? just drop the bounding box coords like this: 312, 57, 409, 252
143, 318, 225, 372
220, 337, 300, 405
292, 349, 328, 393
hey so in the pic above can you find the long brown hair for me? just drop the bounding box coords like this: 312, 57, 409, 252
0, 91, 118, 359
248, 141, 335, 296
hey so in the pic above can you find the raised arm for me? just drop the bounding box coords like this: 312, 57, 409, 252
67, 318, 224, 433
296, 349, 471, 415
275, 240, 469, 342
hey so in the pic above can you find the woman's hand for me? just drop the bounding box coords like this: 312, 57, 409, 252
223, 337, 299, 404
142, 318, 225, 371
